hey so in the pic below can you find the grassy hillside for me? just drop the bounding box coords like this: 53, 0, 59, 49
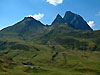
0, 50, 100, 75
0, 22, 100, 75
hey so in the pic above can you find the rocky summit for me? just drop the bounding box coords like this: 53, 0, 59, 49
52, 11, 93, 31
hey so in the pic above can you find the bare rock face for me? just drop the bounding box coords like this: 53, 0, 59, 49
52, 14, 64, 25
52, 11, 93, 31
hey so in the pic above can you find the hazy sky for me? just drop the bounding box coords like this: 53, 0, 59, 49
0, 0, 100, 30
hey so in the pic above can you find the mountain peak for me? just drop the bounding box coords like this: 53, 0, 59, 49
22, 17, 41, 25
65, 11, 73, 14
23, 17, 36, 21
57, 14, 62, 18
22, 17, 44, 27
0, 16, 44, 35
64, 11, 75, 17
52, 14, 64, 25
64, 11, 75, 22
52, 11, 93, 31
24, 17, 34, 19
64, 11, 93, 31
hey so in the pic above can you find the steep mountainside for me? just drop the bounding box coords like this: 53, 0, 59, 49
52, 11, 93, 31
52, 14, 64, 25
0, 17, 45, 36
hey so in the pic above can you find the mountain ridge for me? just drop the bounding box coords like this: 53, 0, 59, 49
0, 11, 93, 34
52, 11, 93, 31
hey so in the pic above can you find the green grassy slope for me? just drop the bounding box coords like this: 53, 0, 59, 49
0, 22, 100, 75
0, 50, 100, 75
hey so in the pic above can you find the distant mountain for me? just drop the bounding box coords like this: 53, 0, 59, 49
0, 11, 93, 37
52, 11, 93, 31
0, 17, 44, 36
52, 14, 64, 25
0, 11, 94, 43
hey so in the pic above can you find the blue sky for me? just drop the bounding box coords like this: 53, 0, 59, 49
0, 0, 100, 30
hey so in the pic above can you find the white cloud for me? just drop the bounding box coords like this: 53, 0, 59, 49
96, 11, 100, 16
88, 21, 95, 27
46, 0, 63, 6
28, 13, 44, 20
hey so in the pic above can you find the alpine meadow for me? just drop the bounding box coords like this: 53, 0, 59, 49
0, 0, 100, 75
